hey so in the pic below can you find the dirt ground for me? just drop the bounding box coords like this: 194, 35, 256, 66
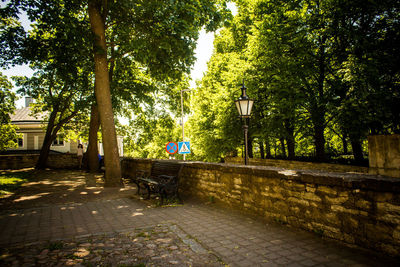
0, 168, 138, 211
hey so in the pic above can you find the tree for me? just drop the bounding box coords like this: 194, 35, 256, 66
330, 0, 400, 162
88, 1, 121, 186
87, 0, 229, 185
189, 0, 400, 164
0, 72, 18, 151
1, 0, 94, 168
188, 35, 247, 162
15, 64, 92, 168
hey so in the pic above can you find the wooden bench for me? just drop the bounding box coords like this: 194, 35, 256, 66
134, 161, 183, 204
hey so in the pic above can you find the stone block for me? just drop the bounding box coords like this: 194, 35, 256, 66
378, 214, 400, 224
325, 212, 340, 226
365, 223, 393, 242
368, 135, 400, 178
355, 199, 372, 210
317, 185, 337, 196
380, 243, 400, 256
305, 184, 316, 193
253, 176, 266, 184
331, 205, 368, 216
261, 191, 284, 200
271, 200, 289, 214
288, 197, 309, 206
343, 233, 355, 244
301, 192, 322, 202
341, 216, 359, 233
283, 180, 304, 191
324, 195, 349, 205
290, 206, 300, 214
231, 189, 241, 195
233, 177, 242, 185
393, 227, 400, 241
287, 190, 301, 198
377, 202, 400, 215
242, 193, 254, 204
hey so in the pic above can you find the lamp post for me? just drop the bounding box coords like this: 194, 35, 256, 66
180, 89, 191, 160
235, 82, 254, 165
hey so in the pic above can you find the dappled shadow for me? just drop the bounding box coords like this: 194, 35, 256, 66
0, 169, 137, 212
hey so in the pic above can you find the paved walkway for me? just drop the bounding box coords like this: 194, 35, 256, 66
0, 196, 398, 266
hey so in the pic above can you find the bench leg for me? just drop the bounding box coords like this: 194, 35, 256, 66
175, 191, 182, 204
145, 184, 151, 199
134, 181, 141, 195
159, 188, 166, 206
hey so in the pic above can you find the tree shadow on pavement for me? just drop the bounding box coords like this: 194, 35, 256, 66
0, 169, 137, 212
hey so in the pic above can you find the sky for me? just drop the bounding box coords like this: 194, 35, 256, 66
1, 3, 237, 108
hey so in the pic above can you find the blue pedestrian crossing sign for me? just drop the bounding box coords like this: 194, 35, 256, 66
178, 141, 191, 154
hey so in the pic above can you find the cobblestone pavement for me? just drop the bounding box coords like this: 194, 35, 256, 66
0, 170, 398, 266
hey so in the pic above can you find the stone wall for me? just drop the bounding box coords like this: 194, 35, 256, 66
121, 158, 400, 256
225, 157, 369, 174
369, 135, 400, 178
46, 154, 81, 169
0, 154, 39, 170
0, 153, 80, 170
121, 158, 153, 179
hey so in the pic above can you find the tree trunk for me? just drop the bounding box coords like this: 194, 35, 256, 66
248, 137, 253, 158
279, 137, 286, 158
36, 109, 58, 169
36, 132, 54, 169
285, 120, 295, 160
350, 137, 364, 163
87, 103, 100, 172
311, 107, 326, 162
313, 34, 327, 162
265, 138, 271, 158
88, 1, 122, 187
259, 141, 265, 159
286, 137, 295, 160
342, 136, 348, 154
314, 124, 326, 162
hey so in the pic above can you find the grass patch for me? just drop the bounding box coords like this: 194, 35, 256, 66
0, 170, 33, 197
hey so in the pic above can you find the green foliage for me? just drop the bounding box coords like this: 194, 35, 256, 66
0, 73, 16, 123
188, 50, 247, 162
120, 91, 182, 159
189, 0, 400, 163
2, 0, 398, 164
0, 72, 18, 151
1, 0, 231, 163
0, 124, 19, 151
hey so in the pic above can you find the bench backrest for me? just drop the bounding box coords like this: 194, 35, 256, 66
150, 161, 183, 178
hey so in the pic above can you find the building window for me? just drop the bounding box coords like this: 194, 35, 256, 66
15, 137, 23, 148
53, 135, 64, 146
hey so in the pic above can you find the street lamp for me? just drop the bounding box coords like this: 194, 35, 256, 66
235, 82, 254, 165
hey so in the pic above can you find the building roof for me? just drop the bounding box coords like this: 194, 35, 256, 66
10, 107, 48, 123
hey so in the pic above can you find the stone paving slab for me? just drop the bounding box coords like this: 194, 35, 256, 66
0, 197, 398, 266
